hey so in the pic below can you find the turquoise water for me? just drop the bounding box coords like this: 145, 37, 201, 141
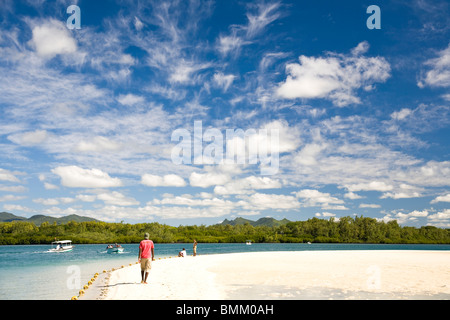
0, 243, 449, 300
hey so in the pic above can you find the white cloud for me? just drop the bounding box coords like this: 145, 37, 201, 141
263, 119, 301, 153
117, 94, 145, 106
76, 194, 97, 202
0, 169, 20, 183
97, 191, 139, 206
134, 16, 144, 31
29, 19, 77, 58
168, 61, 210, 84
141, 174, 187, 187
346, 181, 393, 192
351, 41, 370, 55
418, 43, 450, 88
217, 34, 245, 56
224, 119, 300, 169
8, 130, 49, 146
213, 72, 236, 92
431, 193, 450, 203
379, 183, 423, 200
3, 204, 31, 212
276, 42, 391, 106
344, 192, 363, 200
74, 136, 122, 153
315, 212, 336, 217
294, 189, 344, 208
145, 84, 186, 101
241, 192, 300, 210
386, 209, 429, 225
52, 166, 123, 188
359, 203, 381, 208
0, 185, 27, 193
189, 172, 230, 188
44, 183, 59, 190
0, 195, 26, 202
33, 198, 58, 206
153, 194, 235, 209
427, 209, 450, 228
216, 1, 281, 57
381, 191, 421, 199
390, 108, 412, 121
404, 210, 429, 218
214, 176, 282, 195
0, 25, 110, 125
145, 205, 233, 219
295, 143, 327, 166
399, 161, 450, 187
245, 2, 281, 38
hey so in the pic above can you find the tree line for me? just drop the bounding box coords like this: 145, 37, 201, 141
0, 216, 449, 245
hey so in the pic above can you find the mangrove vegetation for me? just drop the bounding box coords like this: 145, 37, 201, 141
0, 216, 449, 245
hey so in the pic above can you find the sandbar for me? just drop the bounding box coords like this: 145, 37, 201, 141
81, 250, 450, 300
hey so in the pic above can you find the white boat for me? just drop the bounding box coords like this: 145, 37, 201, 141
245, 240, 252, 245
106, 245, 124, 254
48, 240, 74, 252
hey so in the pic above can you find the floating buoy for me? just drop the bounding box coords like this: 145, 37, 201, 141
83, 285, 89, 290
103, 270, 107, 273
79, 290, 85, 296
71, 296, 78, 300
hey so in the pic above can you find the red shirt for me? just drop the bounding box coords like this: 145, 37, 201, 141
139, 240, 154, 259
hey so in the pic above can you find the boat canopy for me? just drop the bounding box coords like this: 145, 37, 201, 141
52, 240, 72, 244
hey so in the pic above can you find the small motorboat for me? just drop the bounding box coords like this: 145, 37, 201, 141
48, 240, 74, 252
106, 244, 124, 254
245, 240, 252, 245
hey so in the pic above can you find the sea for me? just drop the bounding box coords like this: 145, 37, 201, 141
0, 242, 449, 300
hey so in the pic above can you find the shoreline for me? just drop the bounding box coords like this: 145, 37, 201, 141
79, 250, 450, 300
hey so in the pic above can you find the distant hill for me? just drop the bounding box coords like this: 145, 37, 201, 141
0, 212, 99, 225
221, 217, 291, 227
0, 212, 26, 222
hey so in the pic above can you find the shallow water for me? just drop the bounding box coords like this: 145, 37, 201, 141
0, 243, 448, 300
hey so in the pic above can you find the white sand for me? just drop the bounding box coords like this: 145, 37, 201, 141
84, 251, 450, 300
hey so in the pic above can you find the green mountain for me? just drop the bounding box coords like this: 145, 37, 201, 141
221, 217, 291, 227
0, 212, 26, 222
0, 212, 99, 225
252, 217, 291, 227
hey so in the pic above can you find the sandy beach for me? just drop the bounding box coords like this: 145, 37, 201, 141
80, 251, 450, 300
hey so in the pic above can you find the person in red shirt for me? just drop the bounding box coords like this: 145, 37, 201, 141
138, 233, 155, 284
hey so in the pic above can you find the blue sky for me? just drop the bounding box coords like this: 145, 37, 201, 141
0, 0, 449, 227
